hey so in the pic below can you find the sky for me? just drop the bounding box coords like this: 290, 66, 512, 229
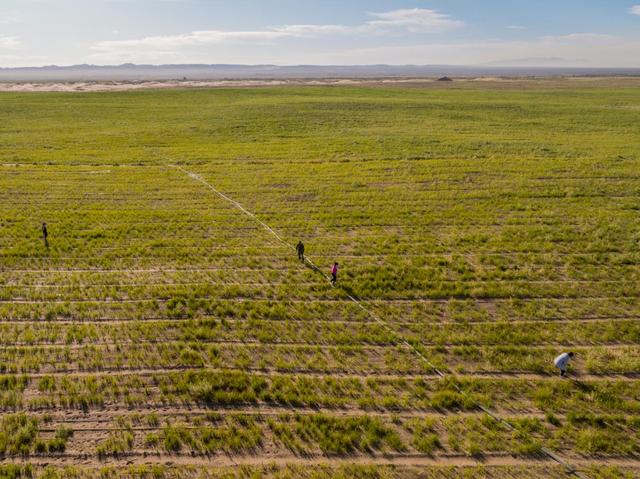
0, 0, 639, 68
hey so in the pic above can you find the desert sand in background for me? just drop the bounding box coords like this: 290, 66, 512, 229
1, 76, 640, 92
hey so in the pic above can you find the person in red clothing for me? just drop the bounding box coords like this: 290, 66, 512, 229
331, 262, 338, 285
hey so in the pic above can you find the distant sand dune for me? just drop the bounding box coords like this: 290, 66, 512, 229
0, 76, 639, 92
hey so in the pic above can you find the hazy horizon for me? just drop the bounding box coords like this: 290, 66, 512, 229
1, 63, 640, 83
0, 1, 639, 68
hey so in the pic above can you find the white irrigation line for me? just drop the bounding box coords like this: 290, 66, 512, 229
172, 165, 288, 245
172, 164, 590, 479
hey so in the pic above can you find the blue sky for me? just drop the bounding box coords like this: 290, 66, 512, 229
0, 0, 639, 67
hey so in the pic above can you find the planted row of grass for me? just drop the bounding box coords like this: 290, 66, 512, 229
3, 296, 640, 326
0, 414, 72, 455
11, 410, 639, 460
144, 414, 262, 455
0, 371, 633, 416
1, 316, 639, 346
269, 414, 405, 455
2, 341, 640, 376
4, 277, 640, 302
3, 298, 639, 334
0, 464, 587, 479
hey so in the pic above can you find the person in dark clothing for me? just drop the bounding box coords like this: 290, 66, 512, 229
42, 223, 49, 247
296, 241, 305, 261
331, 262, 338, 285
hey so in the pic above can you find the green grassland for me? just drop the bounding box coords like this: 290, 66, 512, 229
0, 80, 639, 478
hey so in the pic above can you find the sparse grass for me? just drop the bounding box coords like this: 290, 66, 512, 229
96, 423, 135, 458
0, 414, 72, 456
405, 419, 441, 455
154, 415, 263, 454
0, 83, 639, 475
269, 414, 406, 455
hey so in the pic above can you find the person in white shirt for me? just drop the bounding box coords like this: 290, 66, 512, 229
554, 352, 575, 377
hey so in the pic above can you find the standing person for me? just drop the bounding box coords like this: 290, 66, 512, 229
554, 352, 575, 377
331, 262, 338, 285
42, 223, 49, 247
296, 241, 305, 261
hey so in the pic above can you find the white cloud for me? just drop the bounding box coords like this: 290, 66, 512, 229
273, 24, 352, 36
85, 32, 640, 68
91, 29, 302, 62
629, 5, 640, 15
366, 8, 464, 33
506, 25, 527, 30
0, 16, 18, 25
90, 8, 464, 61
91, 26, 345, 59
82, 10, 639, 68
0, 36, 20, 49
94, 29, 289, 51
544, 33, 614, 42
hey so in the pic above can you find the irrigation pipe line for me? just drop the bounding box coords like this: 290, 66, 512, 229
171, 163, 590, 479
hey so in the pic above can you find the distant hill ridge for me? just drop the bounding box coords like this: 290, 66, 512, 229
0, 64, 639, 81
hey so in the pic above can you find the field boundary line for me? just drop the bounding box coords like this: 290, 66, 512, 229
171, 164, 589, 479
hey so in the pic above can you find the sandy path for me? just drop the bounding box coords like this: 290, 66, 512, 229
2, 452, 639, 469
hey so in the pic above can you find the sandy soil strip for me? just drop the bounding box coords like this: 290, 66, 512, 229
2, 452, 640, 469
